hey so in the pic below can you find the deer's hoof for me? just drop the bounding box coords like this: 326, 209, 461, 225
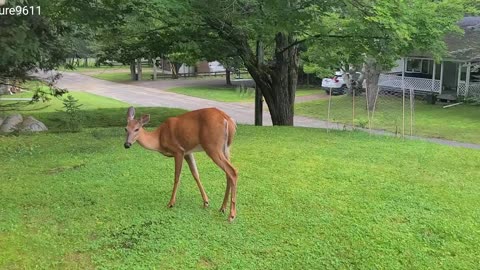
228, 215, 236, 223
219, 207, 226, 213
167, 202, 175, 208
203, 201, 209, 208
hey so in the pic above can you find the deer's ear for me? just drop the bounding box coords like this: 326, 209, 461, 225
140, 114, 150, 125
127, 106, 135, 120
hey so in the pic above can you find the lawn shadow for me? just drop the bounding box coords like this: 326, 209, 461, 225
2, 107, 187, 132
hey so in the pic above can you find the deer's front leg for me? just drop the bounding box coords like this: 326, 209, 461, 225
167, 154, 184, 208
185, 154, 209, 207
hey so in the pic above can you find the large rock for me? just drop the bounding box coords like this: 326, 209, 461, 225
19, 116, 48, 132
0, 114, 23, 133
0, 84, 10, 95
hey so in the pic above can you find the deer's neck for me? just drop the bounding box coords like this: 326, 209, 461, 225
137, 128, 161, 151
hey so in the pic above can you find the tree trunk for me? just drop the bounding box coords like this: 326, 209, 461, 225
152, 58, 157, 80
136, 58, 142, 81
130, 61, 136, 81
170, 62, 182, 79
243, 32, 298, 126
364, 57, 382, 111
225, 68, 232, 86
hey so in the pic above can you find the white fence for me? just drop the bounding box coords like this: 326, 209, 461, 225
458, 82, 480, 96
379, 74, 441, 93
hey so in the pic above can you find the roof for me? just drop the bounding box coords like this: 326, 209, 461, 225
446, 17, 480, 61
408, 17, 480, 62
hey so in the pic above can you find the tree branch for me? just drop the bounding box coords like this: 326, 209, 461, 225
279, 33, 389, 54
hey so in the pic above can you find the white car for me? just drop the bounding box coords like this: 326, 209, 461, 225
321, 71, 348, 95
321, 71, 365, 95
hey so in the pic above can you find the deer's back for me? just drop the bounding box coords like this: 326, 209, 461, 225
159, 108, 236, 153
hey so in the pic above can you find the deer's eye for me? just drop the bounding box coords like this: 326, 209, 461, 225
134, 128, 139, 132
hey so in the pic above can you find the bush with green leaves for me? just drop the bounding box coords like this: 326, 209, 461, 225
60, 95, 83, 132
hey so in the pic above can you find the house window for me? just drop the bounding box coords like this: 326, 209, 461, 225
406, 59, 422, 73
421, 60, 430, 74
471, 64, 480, 83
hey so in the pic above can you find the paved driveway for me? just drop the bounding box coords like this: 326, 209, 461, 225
40, 71, 338, 128
34, 71, 480, 149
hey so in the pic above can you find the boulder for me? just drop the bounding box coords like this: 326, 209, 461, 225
0, 114, 23, 133
0, 84, 11, 95
19, 116, 48, 132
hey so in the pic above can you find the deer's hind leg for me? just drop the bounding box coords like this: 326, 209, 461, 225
204, 146, 238, 222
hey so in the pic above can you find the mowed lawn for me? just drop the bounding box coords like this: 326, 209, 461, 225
296, 95, 480, 144
168, 86, 323, 102
0, 89, 185, 130
1, 92, 480, 269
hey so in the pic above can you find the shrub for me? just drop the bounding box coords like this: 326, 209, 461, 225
60, 95, 83, 132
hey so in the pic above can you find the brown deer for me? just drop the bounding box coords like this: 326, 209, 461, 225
124, 107, 238, 222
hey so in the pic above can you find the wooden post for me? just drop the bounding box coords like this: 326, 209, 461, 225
255, 40, 264, 126
457, 63, 462, 96
402, 57, 406, 139
439, 61, 444, 94
431, 60, 436, 93
327, 88, 332, 132
365, 84, 371, 133
465, 62, 471, 97
352, 87, 355, 129
152, 58, 157, 80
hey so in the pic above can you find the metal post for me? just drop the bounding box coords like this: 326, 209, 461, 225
255, 40, 264, 126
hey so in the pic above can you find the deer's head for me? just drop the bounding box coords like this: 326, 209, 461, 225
124, 106, 150, 149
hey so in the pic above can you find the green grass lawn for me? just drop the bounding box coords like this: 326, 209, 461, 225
168, 86, 323, 102
0, 88, 184, 131
1, 91, 480, 269
296, 95, 480, 144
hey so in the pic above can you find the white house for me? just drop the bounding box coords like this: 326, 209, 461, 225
379, 17, 480, 98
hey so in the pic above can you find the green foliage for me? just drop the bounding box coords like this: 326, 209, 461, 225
1, 90, 186, 131
303, 0, 471, 73
0, 0, 76, 79
60, 95, 84, 132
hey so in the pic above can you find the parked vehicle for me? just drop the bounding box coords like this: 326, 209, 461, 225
321, 71, 364, 95
321, 71, 348, 95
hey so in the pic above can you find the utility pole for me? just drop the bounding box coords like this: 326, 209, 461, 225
255, 40, 264, 126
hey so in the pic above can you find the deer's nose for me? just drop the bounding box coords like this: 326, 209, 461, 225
124, 142, 131, 149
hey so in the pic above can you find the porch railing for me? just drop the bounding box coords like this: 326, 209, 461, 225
378, 74, 441, 93
458, 82, 480, 96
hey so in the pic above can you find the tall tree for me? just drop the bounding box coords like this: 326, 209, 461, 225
181, 0, 329, 125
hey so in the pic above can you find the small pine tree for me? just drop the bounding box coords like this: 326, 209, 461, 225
61, 95, 83, 132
